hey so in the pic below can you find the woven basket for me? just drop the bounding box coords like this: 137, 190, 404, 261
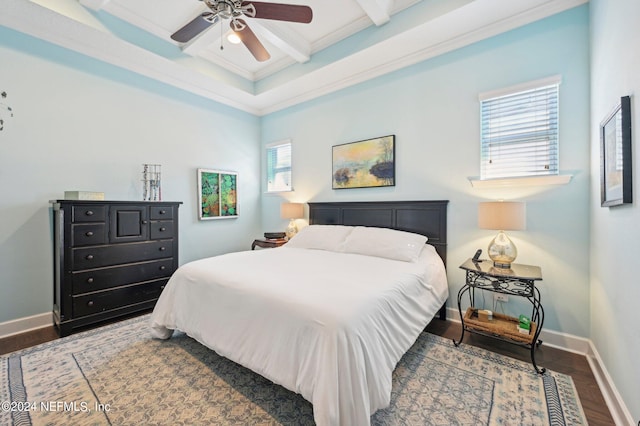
463, 307, 536, 345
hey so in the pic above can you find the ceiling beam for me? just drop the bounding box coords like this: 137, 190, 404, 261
248, 20, 311, 63
355, 0, 392, 26
181, 24, 222, 56
178, 15, 312, 64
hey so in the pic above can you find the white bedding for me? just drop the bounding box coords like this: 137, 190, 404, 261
150, 244, 448, 426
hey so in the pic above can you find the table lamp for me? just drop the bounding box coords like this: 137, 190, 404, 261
478, 201, 526, 268
281, 202, 304, 239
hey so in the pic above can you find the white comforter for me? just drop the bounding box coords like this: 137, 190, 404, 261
150, 245, 448, 426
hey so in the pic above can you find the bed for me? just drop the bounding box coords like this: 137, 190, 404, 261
150, 200, 448, 425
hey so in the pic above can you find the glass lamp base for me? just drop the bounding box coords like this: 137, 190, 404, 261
488, 230, 517, 268
285, 219, 298, 240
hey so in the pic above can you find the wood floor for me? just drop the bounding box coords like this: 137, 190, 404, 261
1, 317, 615, 425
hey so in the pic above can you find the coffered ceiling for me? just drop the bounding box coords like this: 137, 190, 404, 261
1, 0, 586, 115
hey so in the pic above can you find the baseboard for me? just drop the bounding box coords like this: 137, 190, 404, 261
0, 312, 52, 339
445, 306, 633, 426
586, 341, 635, 426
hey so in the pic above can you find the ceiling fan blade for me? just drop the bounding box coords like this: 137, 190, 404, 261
171, 13, 218, 43
232, 19, 271, 62
242, 1, 312, 23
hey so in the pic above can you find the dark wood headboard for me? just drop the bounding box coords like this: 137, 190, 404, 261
308, 200, 448, 265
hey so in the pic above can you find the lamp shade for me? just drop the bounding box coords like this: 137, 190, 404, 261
280, 202, 304, 219
478, 201, 526, 231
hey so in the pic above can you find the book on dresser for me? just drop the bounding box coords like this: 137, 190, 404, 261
50, 200, 182, 337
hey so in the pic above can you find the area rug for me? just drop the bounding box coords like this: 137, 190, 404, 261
1, 314, 586, 425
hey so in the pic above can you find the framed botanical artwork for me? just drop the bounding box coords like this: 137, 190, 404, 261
198, 169, 238, 220
332, 135, 395, 189
600, 96, 632, 207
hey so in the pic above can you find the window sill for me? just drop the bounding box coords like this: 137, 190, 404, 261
265, 189, 294, 194
468, 174, 572, 188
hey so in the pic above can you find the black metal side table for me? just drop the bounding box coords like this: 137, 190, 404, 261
453, 258, 545, 374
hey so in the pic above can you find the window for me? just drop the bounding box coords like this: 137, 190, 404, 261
480, 76, 560, 180
266, 140, 292, 192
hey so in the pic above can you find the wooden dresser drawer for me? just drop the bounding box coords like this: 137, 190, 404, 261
150, 206, 174, 220
72, 279, 168, 318
72, 205, 106, 222
150, 221, 174, 239
71, 258, 175, 294
72, 240, 173, 270
72, 223, 107, 246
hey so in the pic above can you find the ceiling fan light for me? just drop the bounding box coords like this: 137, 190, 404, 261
227, 32, 241, 44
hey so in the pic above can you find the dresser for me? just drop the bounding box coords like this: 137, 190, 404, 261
51, 200, 182, 336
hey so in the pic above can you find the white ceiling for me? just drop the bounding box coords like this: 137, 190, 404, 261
1, 0, 586, 115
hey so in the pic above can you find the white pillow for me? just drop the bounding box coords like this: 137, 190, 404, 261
284, 225, 354, 251
342, 226, 428, 262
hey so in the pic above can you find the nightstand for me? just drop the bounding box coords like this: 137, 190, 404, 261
251, 238, 287, 250
453, 258, 545, 374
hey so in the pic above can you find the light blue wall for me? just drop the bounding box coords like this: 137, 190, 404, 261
261, 7, 591, 337
0, 27, 262, 323
590, 0, 640, 422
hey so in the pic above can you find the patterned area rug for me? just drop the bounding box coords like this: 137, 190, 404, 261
1, 315, 586, 425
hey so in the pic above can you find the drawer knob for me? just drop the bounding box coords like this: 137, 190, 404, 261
142, 220, 148, 225
159, 265, 166, 270
86, 254, 94, 260
85, 210, 94, 216
86, 231, 94, 237
159, 210, 166, 214
87, 277, 94, 283
159, 227, 166, 232
87, 301, 94, 307
159, 247, 166, 251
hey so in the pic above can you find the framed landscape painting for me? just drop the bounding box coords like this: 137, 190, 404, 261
600, 96, 632, 207
198, 169, 238, 220
332, 135, 395, 189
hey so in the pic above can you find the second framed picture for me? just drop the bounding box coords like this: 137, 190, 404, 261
600, 96, 632, 207
198, 169, 238, 220
332, 135, 395, 189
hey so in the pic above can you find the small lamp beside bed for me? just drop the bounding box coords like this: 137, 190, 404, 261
478, 201, 526, 268
280, 202, 304, 239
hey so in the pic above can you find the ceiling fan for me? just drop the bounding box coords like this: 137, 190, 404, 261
172, 0, 313, 62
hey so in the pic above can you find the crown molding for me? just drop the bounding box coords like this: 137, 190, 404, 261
1, 0, 587, 116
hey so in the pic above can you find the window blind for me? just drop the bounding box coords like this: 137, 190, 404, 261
266, 141, 292, 192
480, 81, 559, 180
